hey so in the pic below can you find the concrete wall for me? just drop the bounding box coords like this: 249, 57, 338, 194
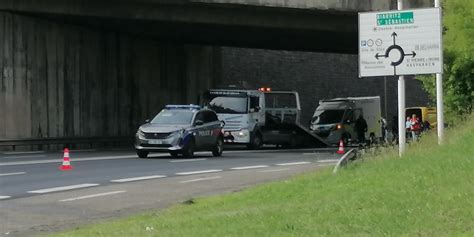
219, 47, 430, 129
193, 0, 433, 11
0, 12, 218, 140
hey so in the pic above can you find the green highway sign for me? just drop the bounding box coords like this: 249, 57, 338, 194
359, 8, 442, 77
377, 12, 414, 26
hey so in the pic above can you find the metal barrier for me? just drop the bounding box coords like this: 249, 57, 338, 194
0, 136, 134, 150
333, 148, 358, 174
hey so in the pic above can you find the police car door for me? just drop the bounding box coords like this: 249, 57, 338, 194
193, 112, 207, 149
203, 111, 221, 147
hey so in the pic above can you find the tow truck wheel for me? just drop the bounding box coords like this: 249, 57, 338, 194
169, 151, 179, 158
182, 139, 195, 158
137, 150, 149, 158
283, 136, 298, 149
212, 137, 224, 157
247, 133, 262, 149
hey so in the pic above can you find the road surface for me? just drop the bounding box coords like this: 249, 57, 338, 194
0, 147, 341, 236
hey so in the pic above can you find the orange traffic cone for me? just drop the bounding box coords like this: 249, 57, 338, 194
336, 139, 345, 154
59, 148, 73, 171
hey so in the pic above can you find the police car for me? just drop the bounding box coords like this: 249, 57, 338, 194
135, 105, 224, 158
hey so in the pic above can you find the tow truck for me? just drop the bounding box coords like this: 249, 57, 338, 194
201, 87, 328, 149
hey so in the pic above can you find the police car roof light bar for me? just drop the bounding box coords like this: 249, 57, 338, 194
165, 104, 201, 110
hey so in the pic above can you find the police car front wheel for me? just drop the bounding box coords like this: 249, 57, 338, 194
137, 150, 149, 158
182, 139, 195, 158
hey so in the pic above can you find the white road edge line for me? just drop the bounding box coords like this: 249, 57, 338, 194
179, 176, 221, 184
64, 149, 97, 153
230, 165, 269, 170
3, 155, 47, 159
110, 175, 167, 183
0, 196, 11, 200
317, 159, 339, 163
276, 161, 311, 166
59, 191, 126, 202
170, 158, 207, 163
176, 169, 222, 176
27, 183, 100, 194
259, 168, 290, 173
2, 151, 45, 155
0, 154, 163, 166
318, 163, 336, 167
0, 172, 26, 177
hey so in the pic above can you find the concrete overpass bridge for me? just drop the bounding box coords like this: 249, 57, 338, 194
0, 0, 432, 147
0, 0, 432, 53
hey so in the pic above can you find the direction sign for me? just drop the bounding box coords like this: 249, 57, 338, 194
359, 8, 442, 77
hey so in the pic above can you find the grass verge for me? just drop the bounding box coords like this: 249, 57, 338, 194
50, 116, 474, 237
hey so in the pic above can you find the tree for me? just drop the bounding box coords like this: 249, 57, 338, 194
417, 0, 474, 122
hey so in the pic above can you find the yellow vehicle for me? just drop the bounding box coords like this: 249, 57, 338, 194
406, 107, 437, 129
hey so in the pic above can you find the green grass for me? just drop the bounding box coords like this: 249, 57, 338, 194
50, 116, 474, 237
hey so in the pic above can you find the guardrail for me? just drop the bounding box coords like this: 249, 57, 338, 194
333, 148, 358, 174
0, 136, 134, 150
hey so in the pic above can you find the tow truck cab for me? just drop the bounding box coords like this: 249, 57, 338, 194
202, 87, 328, 149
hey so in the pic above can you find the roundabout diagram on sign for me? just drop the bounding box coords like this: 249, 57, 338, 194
374, 32, 417, 75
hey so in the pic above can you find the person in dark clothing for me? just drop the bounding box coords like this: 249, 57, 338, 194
391, 116, 398, 136
423, 120, 431, 132
355, 115, 368, 144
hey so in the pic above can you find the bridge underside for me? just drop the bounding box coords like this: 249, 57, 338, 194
4, 2, 358, 54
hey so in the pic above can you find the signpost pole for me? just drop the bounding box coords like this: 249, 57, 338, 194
397, 0, 406, 157
435, 0, 444, 145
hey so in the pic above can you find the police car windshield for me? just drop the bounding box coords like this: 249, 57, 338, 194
208, 96, 247, 114
151, 110, 194, 124
312, 110, 345, 125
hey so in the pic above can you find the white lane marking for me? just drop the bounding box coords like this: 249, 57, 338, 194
176, 169, 222, 176
3, 155, 47, 159
0, 172, 26, 177
59, 190, 126, 202
179, 176, 221, 184
0, 154, 167, 166
0, 196, 11, 200
2, 151, 45, 155
170, 158, 207, 163
230, 165, 269, 170
276, 161, 311, 166
259, 168, 290, 173
27, 183, 100, 194
317, 159, 339, 163
110, 175, 167, 183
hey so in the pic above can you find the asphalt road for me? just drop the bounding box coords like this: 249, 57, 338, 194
0, 147, 341, 236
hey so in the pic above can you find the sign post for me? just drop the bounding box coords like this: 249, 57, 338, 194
359, 6, 443, 156
435, 0, 444, 145
397, 0, 405, 157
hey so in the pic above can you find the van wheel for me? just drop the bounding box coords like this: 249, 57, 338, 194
137, 150, 149, 158
212, 137, 224, 157
342, 133, 351, 145
247, 133, 262, 149
182, 139, 195, 158
169, 151, 179, 158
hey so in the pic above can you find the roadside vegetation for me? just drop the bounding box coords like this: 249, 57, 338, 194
50, 114, 474, 236
417, 0, 474, 122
